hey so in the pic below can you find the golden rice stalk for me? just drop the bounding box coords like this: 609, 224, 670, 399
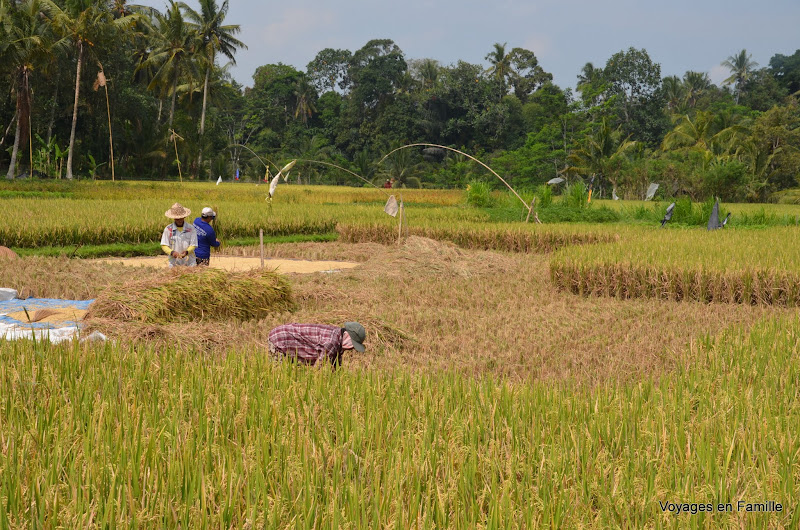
549, 259, 800, 308
86, 267, 295, 323
30, 308, 59, 322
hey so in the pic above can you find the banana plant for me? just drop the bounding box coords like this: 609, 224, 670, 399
86, 153, 107, 180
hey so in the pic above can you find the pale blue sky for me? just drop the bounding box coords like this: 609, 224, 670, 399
137, 0, 800, 91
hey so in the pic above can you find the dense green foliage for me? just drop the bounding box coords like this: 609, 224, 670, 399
1, 2, 798, 202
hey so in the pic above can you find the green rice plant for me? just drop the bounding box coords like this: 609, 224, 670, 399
535, 184, 553, 209
671, 196, 695, 224
630, 203, 652, 220
465, 180, 494, 208
536, 204, 621, 223
563, 181, 588, 209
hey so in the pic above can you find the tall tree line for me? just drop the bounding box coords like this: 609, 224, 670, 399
1, 5, 798, 201
0, 0, 244, 180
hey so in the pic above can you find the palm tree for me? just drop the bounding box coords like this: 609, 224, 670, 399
3, 0, 65, 179
181, 0, 245, 178
418, 58, 439, 89
662, 75, 686, 114
293, 78, 316, 126
721, 49, 758, 104
736, 138, 779, 201
44, 0, 137, 179
565, 118, 637, 191
485, 42, 512, 96
292, 134, 329, 183
576, 62, 601, 89
683, 71, 711, 108
576, 62, 604, 106
662, 111, 717, 151
381, 146, 414, 188
661, 111, 746, 169
353, 149, 376, 184
136, 1, 196, 136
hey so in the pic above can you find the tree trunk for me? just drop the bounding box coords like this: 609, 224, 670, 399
66, 41, 83, 180
157, 98, 163, 123
1, 109, 17, 147
162, 74, 178, 179
47, 83, 58, 145
167, 73, 177, 134
6, 115, 21, 179
196, 66, 210, 178
104, 83, 115, 181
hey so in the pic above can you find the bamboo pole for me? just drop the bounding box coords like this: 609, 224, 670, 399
259, 229, 264, 269
525, 197, 536, 223
403, 198, 408, 237
397, 198, 403, 245
28, 112, 33, 178
104, 82, 114, 181
378, 143, 531, 214
212, 205, 221, 253
170, 129, 182, 182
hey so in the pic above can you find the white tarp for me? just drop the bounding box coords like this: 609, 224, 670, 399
0, 321, 106, 343
546, 177, 565, 185
0, 288, 17, 301
0, 321, 79, 343
0, 297, 96, 343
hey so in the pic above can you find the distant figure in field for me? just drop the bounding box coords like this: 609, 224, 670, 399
383, 178, 392, 189
160, 203, 197, 267
268, 322, 366, 368
193, 207, 221, 266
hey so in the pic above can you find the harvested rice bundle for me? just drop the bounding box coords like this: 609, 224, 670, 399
0, 246, 18, 259
87, 267, 295, 323
31, 308, 60, 322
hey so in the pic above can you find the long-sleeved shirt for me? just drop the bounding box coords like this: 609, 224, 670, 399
192, 217, 220, 259
268, 323, 344, 366
160, 222, 198, 267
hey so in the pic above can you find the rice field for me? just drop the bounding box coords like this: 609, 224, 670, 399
551, 227, 800, 306
1, 316, 798, 528
1, 180, 799, 528
0, 182, 469, 248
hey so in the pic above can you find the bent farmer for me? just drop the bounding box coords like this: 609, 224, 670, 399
161, 202, 198, 267
268, 322, 366, 368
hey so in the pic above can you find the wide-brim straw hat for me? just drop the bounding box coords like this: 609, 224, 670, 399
165, 202, 191, 219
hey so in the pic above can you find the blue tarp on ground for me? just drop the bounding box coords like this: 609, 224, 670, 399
0, 298, 94, 329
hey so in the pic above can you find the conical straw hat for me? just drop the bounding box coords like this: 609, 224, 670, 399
165, 202, 191, 219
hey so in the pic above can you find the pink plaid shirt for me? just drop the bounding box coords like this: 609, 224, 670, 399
268, 323, 344, 365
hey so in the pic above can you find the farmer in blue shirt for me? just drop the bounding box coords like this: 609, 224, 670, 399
193, 207, 221, 266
